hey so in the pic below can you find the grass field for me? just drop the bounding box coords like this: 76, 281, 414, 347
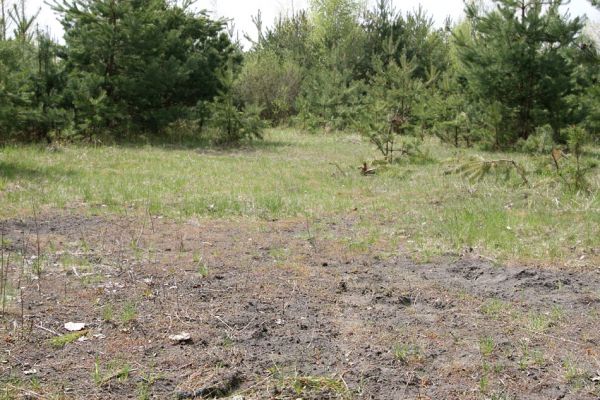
1, 129, 597, 267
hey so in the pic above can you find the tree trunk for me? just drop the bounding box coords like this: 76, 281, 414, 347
1, 0, 6, 41
454, 126, 459, 147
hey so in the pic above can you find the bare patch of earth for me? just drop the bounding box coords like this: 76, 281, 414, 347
1, 214, 599, 399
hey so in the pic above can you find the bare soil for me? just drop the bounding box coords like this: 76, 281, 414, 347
1, 213, 599, 399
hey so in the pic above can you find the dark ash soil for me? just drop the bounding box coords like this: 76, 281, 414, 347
1, 214, 599, 399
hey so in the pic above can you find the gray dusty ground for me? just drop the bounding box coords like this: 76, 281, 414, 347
1, 214, 599, 399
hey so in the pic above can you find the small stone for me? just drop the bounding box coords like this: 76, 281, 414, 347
169, 332, 192, 344
64, 322, 86, 332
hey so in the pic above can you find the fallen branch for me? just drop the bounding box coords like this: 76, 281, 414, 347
35, 324, 60, 336
329, 162, 347, 176
360, 162, 376, 176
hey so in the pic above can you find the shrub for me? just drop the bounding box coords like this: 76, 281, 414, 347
516, 125, 555, 154
235, 49, 303, 124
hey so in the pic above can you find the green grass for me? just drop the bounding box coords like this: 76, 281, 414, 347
49, 331, 87, 348
92, 358, 133, 386
479, 337, 495, 357
120, 302, 137, 325
267, 366, 351, 399
563, 359, 590, 390
480, 298, 511, 319
101, 304, 114, 323
392, 343, 424, 364
193, 252, 209, 277
0, 129, 598, 266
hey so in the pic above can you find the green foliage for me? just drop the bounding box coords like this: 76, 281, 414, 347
393, 343, 423, 364
309, 0, 363, 56
0, 0, 6, 41
0, 30, 69, 143
296, 63, 362, 131
0, 39, 33, 141
49, 331, 87, 348
479, 337, 495, 357
235, 49, 303, 123
516, 125, 555, 154
424, 65, 478, 147
53, 0, 237, 136
355, 53, 427, 162
436, 111, 472, 147
255, 10, 314, 67
360, 1, 451, 81
31, 33, 71, 141
575, 31, 600, 138
7, 0, 39, 42
1, 0, 249, 144
208, 62, 266, 145
559, 125, 597, 192
120, 301, 137, 325
446, 156, 529, 186
0, 0, 597, 151
455, 0, 586, 144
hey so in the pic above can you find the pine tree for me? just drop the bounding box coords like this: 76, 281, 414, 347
455, 0, 585, 144
53, 0, 237, 136
355, 50, 427, 162
208, 60, 265, 145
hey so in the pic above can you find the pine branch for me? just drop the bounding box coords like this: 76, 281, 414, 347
445, 156, 529, 186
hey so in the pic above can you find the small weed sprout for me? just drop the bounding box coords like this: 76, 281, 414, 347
479, 373, 489, 393
31, 256, 45, 279
550, 305, 564, 322
1, 245, 13, 316
267, 367, 350, 399
563, 359, 588, 390
479, 337, 495, 357
480, 298, 508, 319
136, 372, 159, 400
116, 364, 132, 382
221, 334, 234, 348
531, 349, 545, 367
393, 343, 423, 364
120, 302, 137, 325
527, 312, 551, 333
290, 375, 349, 397
92, 357, 102, 385
194, 253, 209, 277
92, 358, 133, 386
102, 304, 114, 323
489, 391, 515, 400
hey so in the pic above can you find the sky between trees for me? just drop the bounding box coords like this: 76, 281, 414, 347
29, 0, 600, 46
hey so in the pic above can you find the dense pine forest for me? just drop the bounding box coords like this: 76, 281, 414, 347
0, 0, 598, 148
